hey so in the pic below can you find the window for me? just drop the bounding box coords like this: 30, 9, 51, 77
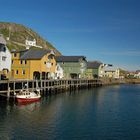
12, 60, 14, 64
20, 60, 22, 64
25, 60, 27, 64
14, 53, 17, 57
44, 61, 46, 64
48, 55, 53, 60
22, 70, 25, 75
2, 56, 6, 61
16, 70, 18, 75
51, 63, 53, 66
3, 47, 6, 52
0, 44, 6, 52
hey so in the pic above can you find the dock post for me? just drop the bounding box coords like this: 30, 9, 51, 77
7, 87, 10, 100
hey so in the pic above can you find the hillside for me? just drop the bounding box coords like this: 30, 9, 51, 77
0, 22, 61, 55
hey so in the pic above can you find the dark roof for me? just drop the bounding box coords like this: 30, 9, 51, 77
87, 61, 102, 69
20, 49, 51, 60
55, 56, 86, 62
11, 49, 28, 53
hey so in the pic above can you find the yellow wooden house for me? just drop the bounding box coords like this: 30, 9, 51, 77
11, 49, 56, 80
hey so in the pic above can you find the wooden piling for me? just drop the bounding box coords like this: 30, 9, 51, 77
0, 79, 103, 97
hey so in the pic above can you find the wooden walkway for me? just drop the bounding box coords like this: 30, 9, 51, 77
0, 79, 102, 97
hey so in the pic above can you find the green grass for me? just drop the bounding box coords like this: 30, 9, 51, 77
7, 43, 26, 51
0, 22, 61, 54
0, 28, 9, 37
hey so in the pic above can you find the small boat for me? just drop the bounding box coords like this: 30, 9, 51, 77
15, 84, 41, 103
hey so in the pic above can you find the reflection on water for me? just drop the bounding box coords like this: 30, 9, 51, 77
17, 101, 41, 113
0, 84, 140, 140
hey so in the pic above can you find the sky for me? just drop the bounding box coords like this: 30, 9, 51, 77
0, 0, 140, 71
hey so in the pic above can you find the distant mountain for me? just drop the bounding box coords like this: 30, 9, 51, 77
0, 22, 61, 55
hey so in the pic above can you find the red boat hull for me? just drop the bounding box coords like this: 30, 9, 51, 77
16, 97, 41, 103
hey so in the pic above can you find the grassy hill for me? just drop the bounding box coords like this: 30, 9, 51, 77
0, 22, 61, 55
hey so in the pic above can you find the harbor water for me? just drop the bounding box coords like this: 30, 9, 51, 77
0, 84, 140, 140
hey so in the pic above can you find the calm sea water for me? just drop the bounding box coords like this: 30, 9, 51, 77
0, 84, 140, 140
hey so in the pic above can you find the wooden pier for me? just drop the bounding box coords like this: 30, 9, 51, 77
0, 79, 102, 98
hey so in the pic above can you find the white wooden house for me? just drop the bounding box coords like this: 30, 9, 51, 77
55, 64, 64, 79
0, 34, 11, 79
25, 38, 43, 49
103, 67, 120, 79
25, 38, 36, 47
134, 70, 140, 78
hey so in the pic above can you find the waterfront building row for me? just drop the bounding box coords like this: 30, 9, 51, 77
0, 34, 122, 80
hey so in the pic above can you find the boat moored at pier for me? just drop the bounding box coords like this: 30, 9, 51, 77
15, 84, 41, 103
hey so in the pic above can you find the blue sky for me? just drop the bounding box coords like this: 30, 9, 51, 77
0, 0, 140, 70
